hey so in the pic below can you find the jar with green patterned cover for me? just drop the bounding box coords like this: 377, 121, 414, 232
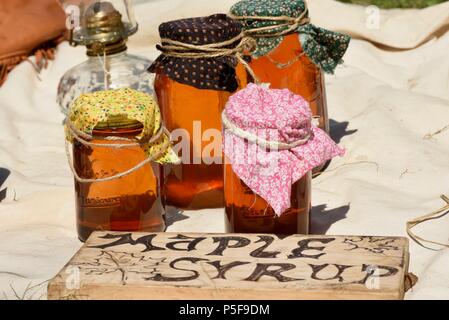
230, 0, 350, 173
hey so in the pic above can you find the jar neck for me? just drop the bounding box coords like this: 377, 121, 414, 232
86, 39, 128, 57
86, 50, 128, 61
92, 125, 143, 138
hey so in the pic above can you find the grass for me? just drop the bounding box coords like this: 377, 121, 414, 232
337, 0, 448, 8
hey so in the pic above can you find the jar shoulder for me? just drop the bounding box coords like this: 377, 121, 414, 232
57, 54, 155, 114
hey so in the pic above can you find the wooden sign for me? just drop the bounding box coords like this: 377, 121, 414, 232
48, 231, 411, 300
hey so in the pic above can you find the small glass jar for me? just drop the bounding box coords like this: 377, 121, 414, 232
223, 84, 344, 235
66, 88, 178, 242
74, 120, 164, 242
225, 163, 311, 234
150, 14, 249, 211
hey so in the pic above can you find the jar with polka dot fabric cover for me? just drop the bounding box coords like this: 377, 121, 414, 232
230, 0, 350, 173
149, 14, 250, 212
65, 88, 179, 242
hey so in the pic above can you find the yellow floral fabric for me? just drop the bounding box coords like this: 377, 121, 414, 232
65, 88, 179, 164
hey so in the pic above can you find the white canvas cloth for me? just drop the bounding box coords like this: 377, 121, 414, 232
0, 0, 448, 299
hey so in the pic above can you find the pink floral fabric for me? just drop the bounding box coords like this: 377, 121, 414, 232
223, 84, 345, 216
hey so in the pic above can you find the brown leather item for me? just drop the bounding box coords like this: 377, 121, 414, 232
0, 0, 67, 86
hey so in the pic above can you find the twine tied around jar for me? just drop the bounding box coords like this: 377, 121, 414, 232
64, 118, 173, 184
229, 2, 310, 38
229, 2, 310, 69
156, 32, 261, 84
222, 111, 313, 150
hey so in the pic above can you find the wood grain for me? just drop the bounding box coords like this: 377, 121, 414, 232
48, 231, 410, 300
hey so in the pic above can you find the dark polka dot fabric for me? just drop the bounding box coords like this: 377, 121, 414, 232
148, 14, 243, 92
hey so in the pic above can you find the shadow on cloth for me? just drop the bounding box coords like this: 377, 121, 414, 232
0, 168, 11, 203
329, 119, 358, 144
311, 204, 350, 234
164, 207, 189, 228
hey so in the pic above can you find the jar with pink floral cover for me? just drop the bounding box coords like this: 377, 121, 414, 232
223, 84, 344, 234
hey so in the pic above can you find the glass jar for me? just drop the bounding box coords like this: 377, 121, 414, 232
223, 84, 344, 235
74, 122, 164, 242
225, 163, 311, 234
154, 74, 232, 210
66, 88, 178, 242
230, 0, 350, 173
150, 14, 249, 211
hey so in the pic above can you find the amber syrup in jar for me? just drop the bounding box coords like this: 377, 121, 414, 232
224, 163, 311, 235
249, 33, 329, 133
73, 123, 165, 242
154, 64, 249, 211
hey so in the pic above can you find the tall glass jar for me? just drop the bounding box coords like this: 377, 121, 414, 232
66, 88, 178, 242
223, 84, 344, 235
230, 0, 350, 173
149, 14, 249, 211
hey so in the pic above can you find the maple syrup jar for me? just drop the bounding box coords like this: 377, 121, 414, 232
230, 0, 350, 173
149, 14, 250, 211
223, 84, 344, 235
65, 88, 179, 242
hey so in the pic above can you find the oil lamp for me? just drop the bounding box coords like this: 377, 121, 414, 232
57, 0, 154, 114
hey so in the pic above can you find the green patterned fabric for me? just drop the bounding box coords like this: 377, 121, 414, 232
230, 0, 351, 74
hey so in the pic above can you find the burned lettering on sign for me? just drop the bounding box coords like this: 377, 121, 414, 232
308, 263, 353, 282
69, 233, 404, 291
90, 233, 165, 252
352, 264, 399, 286
250, 235, 281, 258
207, 236, 251, 256
166, 234, 207, 251
244, 263, 304, 282
207, 261, 250, 279
288, 238, 335, 259
145, 257, 208, 282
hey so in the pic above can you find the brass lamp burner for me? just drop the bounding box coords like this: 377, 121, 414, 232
85, 2, 125, 43
70, 1, 137, 56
